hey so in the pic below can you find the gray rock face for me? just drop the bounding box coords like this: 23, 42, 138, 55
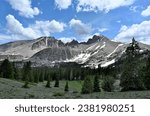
0, 35, 150, 68
31, 47, 78, 61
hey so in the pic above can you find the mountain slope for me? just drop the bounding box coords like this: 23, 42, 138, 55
0, 36, 62, 60
0, 35, 150, 68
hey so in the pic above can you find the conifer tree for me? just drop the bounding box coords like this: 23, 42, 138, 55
34, 70, 39, 83
102, 76, 114, 92
93, 75, 101, 92
39, 71, 44, 82
13, 63, 20, 80
0, 59, 14, 79
120, 55, 145, 91
69, 69, 73, 80
46, 75, 51, 88
54, 77, 59, 87
64, 81, 69, 92
80, 69, 85, 80
81, 75, 93, 94
22, 61, 32, 88
143, 56, 150, 90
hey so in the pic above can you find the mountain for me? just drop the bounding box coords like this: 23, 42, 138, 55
0, 35, 150, 68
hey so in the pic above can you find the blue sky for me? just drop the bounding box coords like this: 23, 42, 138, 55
0, 0, 150, 44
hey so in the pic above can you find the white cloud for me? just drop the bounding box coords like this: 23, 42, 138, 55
7, 0, 40, 18
141, 5, 150, 17
0, 34, 13, 40
69, 19, 92, 35
119, 25, 128, 32
55, 0, 72, 10
58, 37, 76, 43
114, 20, 150, 44
6, 14, 37, 39
98, 28, 108, 32
76, 0, 135, 13
5, 14, 66, 40
130, 6, 139, 12
31, 20, 66, 35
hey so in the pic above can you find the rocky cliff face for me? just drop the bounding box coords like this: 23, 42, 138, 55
0, 35, 150, 68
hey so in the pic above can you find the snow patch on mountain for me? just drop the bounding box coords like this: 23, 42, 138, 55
100, 42, 106, 49
107, 44, 124, 58
67, 52, 91, 64
86, 43, 97, 51
101, 59, 115, 67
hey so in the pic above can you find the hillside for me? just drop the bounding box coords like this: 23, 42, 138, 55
1, 78, 150, 99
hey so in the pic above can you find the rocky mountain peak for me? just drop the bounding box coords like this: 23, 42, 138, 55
66, 39, 79, 46
86, 35, 108, 44
31, 36, 65, 50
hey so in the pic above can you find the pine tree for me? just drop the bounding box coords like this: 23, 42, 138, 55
69, 69, 73, 80
45, 75, 51, 88
81, 75, 93, 94
13, 64, 20, 80
39, 71, 44, 82
34, 70, 39, 83
0, 59, 14, 79
0, 72, 2, 78
64, 81, 69, 92
93, 75, 101, 92
143, 56, 150, 90
102, 76, 114, 92
126, 37, 140, 55
22, 61, 32, 88
80, 69, 85, 80
54, 77, 59, 87
120, 55, 145, 91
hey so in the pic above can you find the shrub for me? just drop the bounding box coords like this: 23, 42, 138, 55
22, 81, 29, 88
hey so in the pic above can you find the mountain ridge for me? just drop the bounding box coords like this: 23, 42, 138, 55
0, 35, 150, 68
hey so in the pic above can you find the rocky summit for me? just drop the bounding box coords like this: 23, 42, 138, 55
0, 35, 150, 68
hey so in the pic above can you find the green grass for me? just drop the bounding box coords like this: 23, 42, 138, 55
1, 78, 150, 99
68, 80, 83, 92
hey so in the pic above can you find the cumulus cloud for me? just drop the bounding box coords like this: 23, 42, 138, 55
0, 34, 13, 40
6, 14, 66, 40
76, 0, 135, 13
30, 20, 66, 35
141, 5, 150, 17
7, 0, 40, 18
6, 14, 37, 39
69, 19, 92, 35
114, 20, 150, 44
55, 0, 72, 10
